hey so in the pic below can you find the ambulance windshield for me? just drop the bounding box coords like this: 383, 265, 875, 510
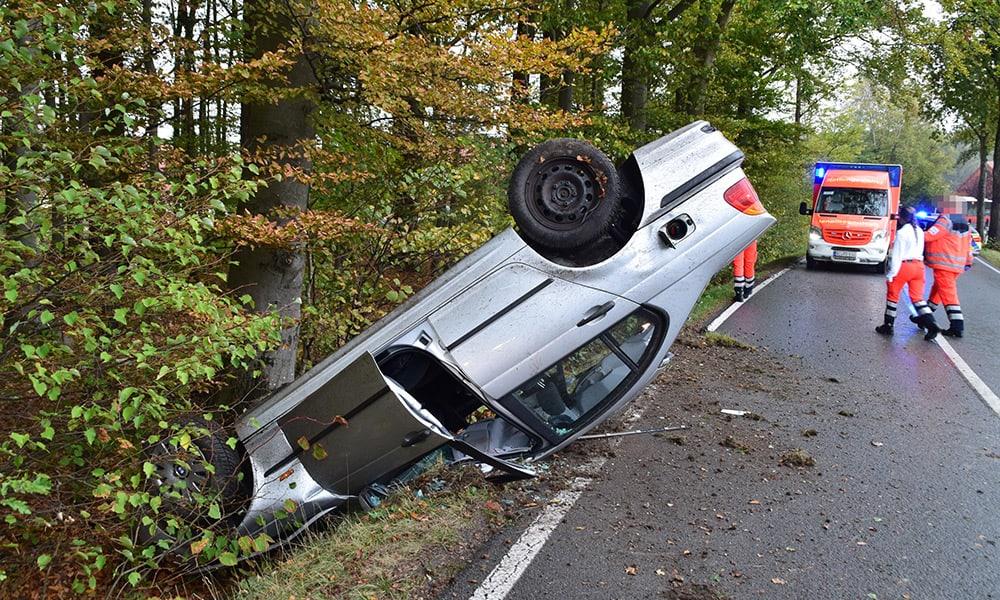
817, 187, 888, 217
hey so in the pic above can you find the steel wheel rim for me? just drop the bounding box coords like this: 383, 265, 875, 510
525, 158, 604, 231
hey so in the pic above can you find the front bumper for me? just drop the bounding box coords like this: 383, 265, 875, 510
808, 238, 889, 265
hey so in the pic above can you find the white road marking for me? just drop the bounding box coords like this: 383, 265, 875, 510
975, 256, 1000, 277
935, 337, 1000, 416
468, 462, 603, 600
905, 303, 1000, 417
468, 400, 651, 600
706, 266, 792, 332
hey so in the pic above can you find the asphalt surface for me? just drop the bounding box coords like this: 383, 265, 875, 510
441, 260, 1000, 600
952, 259, 1000, 396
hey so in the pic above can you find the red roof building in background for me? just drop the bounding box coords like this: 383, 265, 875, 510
955, 161, 994, 198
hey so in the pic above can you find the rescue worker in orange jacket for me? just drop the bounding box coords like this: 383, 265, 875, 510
732, 240, 758, 302
877, 206, 939, 340
922, 214, 973, 337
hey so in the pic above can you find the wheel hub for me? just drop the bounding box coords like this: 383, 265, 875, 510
527, 159, 601, 231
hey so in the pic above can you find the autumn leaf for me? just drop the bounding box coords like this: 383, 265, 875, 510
190, 538, 211, 555
312, 443, 328, 460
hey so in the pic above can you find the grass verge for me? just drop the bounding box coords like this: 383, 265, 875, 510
703, 332, 754, 350
979, 246, 1000, 270
686, 255, 800, 329
230, 466, 509, 600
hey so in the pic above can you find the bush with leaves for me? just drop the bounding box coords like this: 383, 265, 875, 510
0, 1, 285, 593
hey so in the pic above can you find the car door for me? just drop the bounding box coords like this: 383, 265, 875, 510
275, 352, 531, 496
428, 262, 639, 398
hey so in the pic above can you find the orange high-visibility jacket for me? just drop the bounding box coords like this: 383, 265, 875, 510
924, 217, 972, 273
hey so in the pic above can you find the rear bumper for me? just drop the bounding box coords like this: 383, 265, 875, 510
808, 239, 889, 264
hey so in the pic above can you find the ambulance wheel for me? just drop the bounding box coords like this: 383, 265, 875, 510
873, 259, 888, 274
508, 138, 621, 252
805, 256, 817, 270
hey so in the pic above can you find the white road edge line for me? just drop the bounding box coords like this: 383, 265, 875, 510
935, 336, 1000, 416
706, 266, 792, 332
468, 399, 649, 600
905, 303, 1000, 417
975, 256, 1000, 277
468, 456, 607, 600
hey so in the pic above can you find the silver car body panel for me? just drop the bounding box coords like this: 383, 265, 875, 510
232, 120, 776, 540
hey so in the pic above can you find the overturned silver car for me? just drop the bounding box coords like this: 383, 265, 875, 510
150, 121, 774, 552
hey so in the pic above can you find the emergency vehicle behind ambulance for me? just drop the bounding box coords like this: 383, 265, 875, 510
799, 162, 902, 271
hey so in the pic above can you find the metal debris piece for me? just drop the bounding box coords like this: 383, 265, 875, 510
578, 425, 687, 440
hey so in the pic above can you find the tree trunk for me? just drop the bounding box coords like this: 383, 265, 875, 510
178, 0, 197, 153
688, 0, 736, 116
511, 19, 534, 103
794, 75, 803, 125
558, 70, 574, 111
230, 0, 316, 398
621, 0, 649, 130
991, 103, 1000, 243
976, 132, 987, 233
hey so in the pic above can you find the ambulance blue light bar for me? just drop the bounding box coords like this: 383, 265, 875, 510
813, 162, 902, 187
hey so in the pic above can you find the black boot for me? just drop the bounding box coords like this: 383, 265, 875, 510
734, 288, 745, 303
908, 315, 924, 330
744, 283, 754, 299
941, 319, 964, 338
875, 315, 894, 335
916, 314, 940, 341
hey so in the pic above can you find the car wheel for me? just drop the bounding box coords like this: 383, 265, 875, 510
805, 256, 817, 270
508, 138, 621, 252
873, 259, 887, 274
138, 422, 248, 547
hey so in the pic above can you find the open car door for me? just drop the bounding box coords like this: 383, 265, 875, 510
275, 352, 532, 497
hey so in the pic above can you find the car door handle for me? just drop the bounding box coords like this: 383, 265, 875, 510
577, 301, 615, 327
401, 428, 432, 448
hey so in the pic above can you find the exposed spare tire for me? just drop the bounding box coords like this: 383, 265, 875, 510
508, 138, 621, 253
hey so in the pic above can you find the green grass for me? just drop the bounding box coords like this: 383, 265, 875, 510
687, 281, 737, 325
230, 468, 504, 600
980, 246, 1000, 270
703, 331, 754, 349
686, 255, 801, 329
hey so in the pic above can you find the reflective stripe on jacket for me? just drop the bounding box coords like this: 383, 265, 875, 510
924, 217, 971, 274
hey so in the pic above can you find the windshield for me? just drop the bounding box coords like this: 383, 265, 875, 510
817, 187, 888, 217
498, 310, 659, 438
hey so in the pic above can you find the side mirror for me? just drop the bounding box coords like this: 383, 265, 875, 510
890, 214, 898, 221
798, 202, 813, 216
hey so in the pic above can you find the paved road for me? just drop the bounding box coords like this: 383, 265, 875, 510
954, 259, 1000, 396
442, 260, 1000, 600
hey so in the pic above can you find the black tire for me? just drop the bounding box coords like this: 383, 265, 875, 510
805, 255, 817, 270
508, 138, 621, 251
137, 421, 248, 548
873, 259, 887, 274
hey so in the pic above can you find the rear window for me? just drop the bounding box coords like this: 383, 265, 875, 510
818, 187, 888, 217
498, 309, 661, 438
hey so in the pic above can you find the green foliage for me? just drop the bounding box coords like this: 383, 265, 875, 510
0, 0, 281, 593
809, 81, 956, 204
0, 0, 972, 595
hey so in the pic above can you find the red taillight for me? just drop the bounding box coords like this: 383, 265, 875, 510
724, 178, 766, 215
